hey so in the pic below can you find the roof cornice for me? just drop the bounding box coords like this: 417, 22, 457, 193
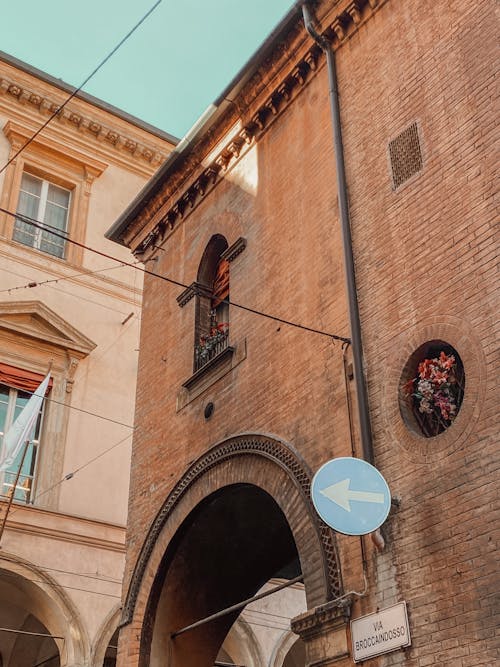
0, 64, 176, 178
0, 49, 178, 144
107, 0, 387, 253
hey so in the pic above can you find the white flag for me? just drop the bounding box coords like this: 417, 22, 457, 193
0, 373, 50, 472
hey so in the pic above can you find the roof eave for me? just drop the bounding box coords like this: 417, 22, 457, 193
106, 0, 309, 246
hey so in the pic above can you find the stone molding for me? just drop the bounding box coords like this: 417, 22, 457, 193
0, 73, 171, 173
221, 236, 247, 263
0, 299, 96, 357
120, 433, 343, 627
3, 119, 108, 178
176, 281, 211, 307
291, 598, 351, 638
126, 0, 388, 257
291, 599, 351, 667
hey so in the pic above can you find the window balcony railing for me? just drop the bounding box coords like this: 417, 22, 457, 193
194, 324, 229, 372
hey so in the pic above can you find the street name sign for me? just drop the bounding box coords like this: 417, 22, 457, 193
351, 602, 411, 662
311, 457, 391, 535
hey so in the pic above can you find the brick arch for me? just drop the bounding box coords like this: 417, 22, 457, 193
120, 433, 342, 633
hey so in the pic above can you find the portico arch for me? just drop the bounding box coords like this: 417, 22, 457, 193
0, 553, 88, 666
92, 605, 121, 666
119, 434, 343, 667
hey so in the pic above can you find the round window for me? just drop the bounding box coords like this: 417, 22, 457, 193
399, 340, 465, 438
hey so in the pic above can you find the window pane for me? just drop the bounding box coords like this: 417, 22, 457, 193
17, 189, 41, 219
47, 183, 70, 208
13, 188, 40, 249
20, 173, 42, 197
0, 386, 9, 437
44, 200, 68, 231
39, 230, 66, 258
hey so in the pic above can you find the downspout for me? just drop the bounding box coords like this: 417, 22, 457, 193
302, 2, 374, 464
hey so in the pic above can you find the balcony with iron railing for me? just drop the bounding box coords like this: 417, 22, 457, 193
194, 324, 229, 372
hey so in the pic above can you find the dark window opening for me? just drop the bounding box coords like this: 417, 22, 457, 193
195, 236, 230, 372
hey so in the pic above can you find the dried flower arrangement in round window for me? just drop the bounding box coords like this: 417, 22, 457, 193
400, 341, 465, 438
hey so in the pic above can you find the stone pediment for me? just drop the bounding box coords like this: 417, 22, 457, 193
0, 301, 96, 357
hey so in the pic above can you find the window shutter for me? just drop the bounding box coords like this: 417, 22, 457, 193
0, 363, 53, 395
211, 259, 229, 308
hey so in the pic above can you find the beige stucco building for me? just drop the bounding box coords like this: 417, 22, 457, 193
0, 51, 176, 666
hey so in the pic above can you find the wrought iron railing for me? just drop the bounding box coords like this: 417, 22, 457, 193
194, 327, 229, 372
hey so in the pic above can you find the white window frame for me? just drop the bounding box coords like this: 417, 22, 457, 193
13, 172, 72, 259
0, 384, 45, 504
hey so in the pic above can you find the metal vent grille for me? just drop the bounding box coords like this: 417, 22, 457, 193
389, 123, 423, 189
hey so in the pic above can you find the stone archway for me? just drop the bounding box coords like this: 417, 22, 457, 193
93, 606, 121, 667
118, 434, 344, 667
0, 554, 88, 666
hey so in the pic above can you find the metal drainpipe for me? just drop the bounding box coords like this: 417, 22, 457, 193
302, 2, 374, 464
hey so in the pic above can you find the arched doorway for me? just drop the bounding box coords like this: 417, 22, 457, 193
119, 435, 342, 667
150, 484, 299, 666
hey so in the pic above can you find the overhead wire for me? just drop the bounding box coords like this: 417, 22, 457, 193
0, 265, 135, 314
5, 431, 133, 522
31, 432, 132, 505
0, 260, 142, 314
5, 386, 135, 429
0, 569, 120, 599
0, 0, 164, 177
0, 208, 350, 344
0, 560, 121, 585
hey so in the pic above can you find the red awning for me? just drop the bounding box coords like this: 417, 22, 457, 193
0, 362, 53, 395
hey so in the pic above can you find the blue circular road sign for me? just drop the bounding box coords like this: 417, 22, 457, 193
311, 457, 391, 536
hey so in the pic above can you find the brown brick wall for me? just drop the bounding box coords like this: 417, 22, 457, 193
119, 0, 498, 664
337, 0, 498, 664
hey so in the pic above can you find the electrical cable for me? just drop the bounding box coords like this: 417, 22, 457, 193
3, 562, 121, 585
0, 382, 134, 428
0, 208, 350, 344
0, 266, 135, 314
0, 554, 121, 586
5, 432, 133, 523
0, 261, 129, 295
0, 0, 164, 177
30, 431, 133, 504
18, 387, 135, 429
0, 569, 121, 599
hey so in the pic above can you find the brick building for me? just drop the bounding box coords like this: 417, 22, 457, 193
108, 0, 498, 665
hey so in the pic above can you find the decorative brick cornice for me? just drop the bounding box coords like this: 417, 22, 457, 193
129, 0, 387, 259
176, 281, 212, 308
0, 74, 171, 172
221, 236, 247, 263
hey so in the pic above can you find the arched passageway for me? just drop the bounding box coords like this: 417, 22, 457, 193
0, 559, 87, 667
120, 435, 342, 667
0, 569, 61, 667
149, 484, 301, 667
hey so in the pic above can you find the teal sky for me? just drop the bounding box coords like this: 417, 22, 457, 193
1, 0, 295, 139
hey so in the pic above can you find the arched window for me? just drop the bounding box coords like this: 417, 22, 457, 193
195, 235, 230, 371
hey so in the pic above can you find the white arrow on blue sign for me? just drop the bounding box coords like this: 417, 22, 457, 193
311, 457, 391, 536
